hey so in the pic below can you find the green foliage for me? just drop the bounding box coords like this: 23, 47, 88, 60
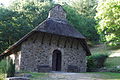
0, 59, 7, 79
0, 59, 7, 74
0, 59, 15, 77
57, 0, 99, 42
64, 5, 99, 41
108, 68, 120, 73
0, 73, 5, 80
95, 0, 120, 46
87, 54, 108, 71
105, 57, 120, 68
0, 1, 54, 53
0, 7, 32, 52
7, 59, 15, 77
64, 0, 97, 17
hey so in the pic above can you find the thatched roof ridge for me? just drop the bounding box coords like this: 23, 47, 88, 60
34, 18, 85, 39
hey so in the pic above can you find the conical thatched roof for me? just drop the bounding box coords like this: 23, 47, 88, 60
33, 4, 85, 39
34, 18, 85, 39
0, 4, 91, 60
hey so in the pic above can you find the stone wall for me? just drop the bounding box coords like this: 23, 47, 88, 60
17, 32, 86, 72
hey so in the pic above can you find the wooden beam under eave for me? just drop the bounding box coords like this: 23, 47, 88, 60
79, 39, 89, 55
80, 39, 88, 49
64, 38, 67, 48
57, 36, 60, 47
41, 33, 45, 44
70, 39, 74, 48
1, 51, 14, 60
33, 32, 38, 43
79, 40, 85, 49
76, 39, 79, 49
49, 34, 53, 45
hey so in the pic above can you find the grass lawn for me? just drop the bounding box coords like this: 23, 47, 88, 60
100, 72, 120, 79
16, 72, 49, 80
105, 57, 120, 68
85, 72, 120, 79
25, 72, 48, 78
17, 72, 120, 80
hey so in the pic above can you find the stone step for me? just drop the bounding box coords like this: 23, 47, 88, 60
6, 77, 30, 80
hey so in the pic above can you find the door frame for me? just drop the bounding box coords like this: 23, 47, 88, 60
52, 49, 62, 71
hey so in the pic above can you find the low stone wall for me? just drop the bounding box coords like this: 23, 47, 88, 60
6, 77, 30, 80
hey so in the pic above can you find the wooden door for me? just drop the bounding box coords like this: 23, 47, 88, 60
52, 50, 62, 71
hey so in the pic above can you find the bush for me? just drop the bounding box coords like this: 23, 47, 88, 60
109, 68, 120, 73
87, 54, 108, 72
0, 60, 7, 79
0, 73, 5, 80
0, 60, 7, 74
0, 59, 15, 78
7, 59, 15, 77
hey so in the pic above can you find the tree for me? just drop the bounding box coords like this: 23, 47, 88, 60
0, 7, 32, 52
95, 0, 120, 46
0, 1, 53, 53
64, 5, 99, 42
57, 0, 100, 42
56, 0, 97, 17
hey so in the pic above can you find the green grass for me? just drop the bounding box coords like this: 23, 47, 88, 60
84, 72, 120, 79
18, 72, 120, 80
2, 71, 120, 80
97, 72, 120, 79
102, 72, 120, 79
90, 45, 110, 55
105, 57, 120, 68
26, 72, 48, 78
17, 71, 48, 80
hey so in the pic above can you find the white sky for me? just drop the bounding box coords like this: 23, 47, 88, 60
0, 0, 15, 6
0, 0, 59, 6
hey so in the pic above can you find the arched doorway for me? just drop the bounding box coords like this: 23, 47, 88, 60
52, 50, 62, 71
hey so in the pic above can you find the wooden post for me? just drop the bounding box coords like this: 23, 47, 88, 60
33, 33, 38, 43
41, 33, 45, 44
77, 39, 79, 49
70, 39, 74, 48
64, 38, 67, 48
79, 39, 87, 51
49, 34, 52, 45
57, 36, 60, 47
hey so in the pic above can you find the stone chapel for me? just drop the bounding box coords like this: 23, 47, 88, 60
0, 4, 91, 72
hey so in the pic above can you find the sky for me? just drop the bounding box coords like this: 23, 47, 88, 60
0, 0, 59, 6
0, 0, 15, 6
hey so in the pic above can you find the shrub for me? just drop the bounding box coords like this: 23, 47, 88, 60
108, 68, 120, 73
0, 60, 7, 74
0, 60, 7, 79
0, 73, 5, 80
0, 59, 15, 78
87, 54, 108, 72
7, 59, 15, 77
